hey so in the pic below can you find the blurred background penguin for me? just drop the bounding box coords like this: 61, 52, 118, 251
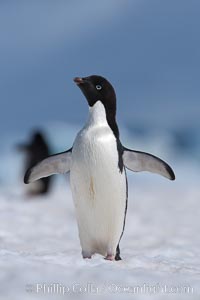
17, 130, 52, 196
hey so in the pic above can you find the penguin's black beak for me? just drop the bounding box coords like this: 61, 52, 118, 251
74, 77, 85, 85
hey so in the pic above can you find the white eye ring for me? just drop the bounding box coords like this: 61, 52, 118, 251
96, 85, 102, 90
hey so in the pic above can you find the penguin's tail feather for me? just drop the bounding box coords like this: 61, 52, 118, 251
24, 148, 72, 184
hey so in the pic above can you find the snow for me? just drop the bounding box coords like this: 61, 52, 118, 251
1, 169, 200, 299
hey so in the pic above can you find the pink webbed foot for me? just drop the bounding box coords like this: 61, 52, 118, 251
105, 254, 115, 261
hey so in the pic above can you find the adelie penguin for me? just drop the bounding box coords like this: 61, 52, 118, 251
24, 75, 175, 260
18, 131, 52, 195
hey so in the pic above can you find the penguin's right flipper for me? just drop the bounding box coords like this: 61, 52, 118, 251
24, 148, 72, 184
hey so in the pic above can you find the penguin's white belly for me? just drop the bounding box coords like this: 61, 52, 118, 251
70, 126, 126, 256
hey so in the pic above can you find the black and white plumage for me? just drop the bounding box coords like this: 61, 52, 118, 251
24, 75, 175, 260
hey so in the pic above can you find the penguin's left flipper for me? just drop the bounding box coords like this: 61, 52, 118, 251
24, 149, 72, 184
123, 147, 175, 180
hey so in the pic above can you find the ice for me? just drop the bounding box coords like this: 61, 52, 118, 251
0, 169, 200, 299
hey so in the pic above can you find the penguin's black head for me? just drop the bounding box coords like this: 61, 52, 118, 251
74, 75, 116, 113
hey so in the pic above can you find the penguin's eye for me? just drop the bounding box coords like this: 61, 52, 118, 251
96, 85, 102, 90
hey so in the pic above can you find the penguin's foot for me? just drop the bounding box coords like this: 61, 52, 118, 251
105, 254, 115, 261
